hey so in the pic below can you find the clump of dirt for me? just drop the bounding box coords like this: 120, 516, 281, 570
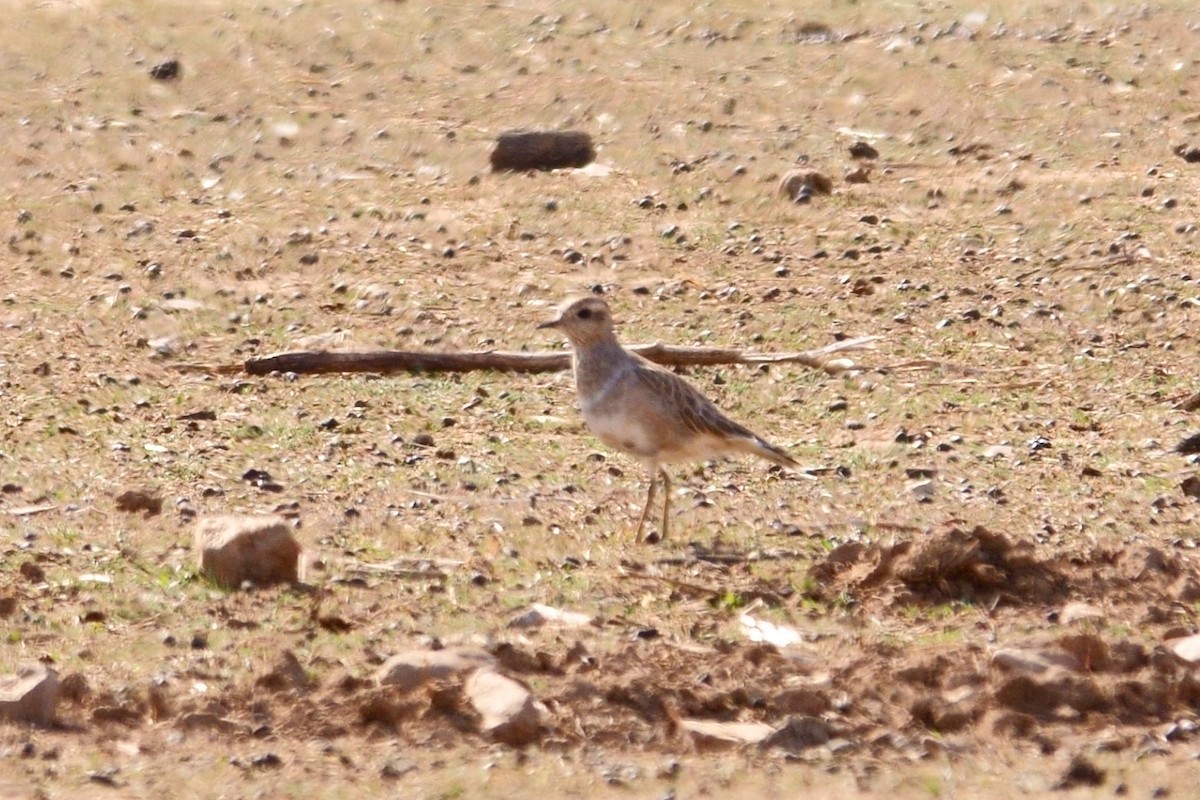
809, 528, 1200, 616
807, 525, 1068, 608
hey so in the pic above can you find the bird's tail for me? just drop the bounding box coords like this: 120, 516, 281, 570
741, 435, 799, 469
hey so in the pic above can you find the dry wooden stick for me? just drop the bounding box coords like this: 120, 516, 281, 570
917, 378, 1054, 392
650, 549, 813, 566
616, 571, 725, 598
878, 358, 987, 376
232, 335, 879, 377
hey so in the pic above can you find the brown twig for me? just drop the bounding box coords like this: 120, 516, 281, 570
651, 549, 812, 567
879, 358, 987, 376
919, 379, 1054, 391
4, 503, 57, 517
335, 568, 448, 582
171, 336, 880, 378
616, 571, 724, 598
345, 556, 464, 571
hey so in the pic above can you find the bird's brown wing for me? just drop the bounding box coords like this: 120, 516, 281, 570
629, 361, 797, 467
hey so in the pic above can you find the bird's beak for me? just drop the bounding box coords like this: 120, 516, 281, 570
536, 317, 561, 330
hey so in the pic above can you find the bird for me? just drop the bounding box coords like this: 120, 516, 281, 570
538, 295, 799, 542
1178, 432, 1200, 456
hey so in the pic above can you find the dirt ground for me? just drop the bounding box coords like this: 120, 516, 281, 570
2, 0, 1200, 797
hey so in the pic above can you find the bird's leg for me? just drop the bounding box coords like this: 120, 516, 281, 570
658, 469, 672, 541
634, 467, 658, 542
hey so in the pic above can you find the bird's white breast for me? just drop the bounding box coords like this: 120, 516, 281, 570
575, 357, 663, 459
581, 404, 654, 455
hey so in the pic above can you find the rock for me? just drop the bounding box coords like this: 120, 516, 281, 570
1164, 718, 1198, 742
845, 166, 872, 184
780, 169, 833, 198
679, 719, 775, 750
1121, 546, 1181, 580
1107, 641, 1149, 673
240, 468, 283, 492
907, 478, 935, 502
490, 130, 595, 172
374, 647, 494, 692
149, 59, 181, 81
1175, 431, 1200, 454
1182, 475, 1200, 500
911, 695, 976, 734
194, 515, 304, 589
249, 753, 282, 769
778, 169, 833, 201
464, 669, 545, 746
761, 715, 831, 752
991, 709, 1037, 738
114, 489, 163, 516
507, 603, 592, 629
773, 687, 830, 716
1057, 633, 1110, 671
255, 650, 312, 693
92, 703, 143, 726
19, 562, 45, 584
1175, 144, 1200, 164
994, 674, 1063, 715
1166, 633, 1200, 662
59, 672, 90, 704
176, 712, 249, 735
1059, 602, 1104, 624
993, 647, 1082, 674
1054, 754, 1106, 789
995, 672, 1110, 716
849, 140, 879, 160
0, 663, 60, 726
147, 682, 170, 721
1170, 575, 1200, 603
380, 758, 418, 780
358, 688, 424, 726
739, 613, 803, 648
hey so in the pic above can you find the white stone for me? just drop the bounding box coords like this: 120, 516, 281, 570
739, 613, 803, 648
194, 515, 303, 589
464, 669, 545, 746
374, 648, 494, 693
679, 719, 776, 748
1059, 602, 1105, 625
0, 663, 60, 726
508, 603, 592, 629
1168, 633, 1200, 663
992, 647, 1081, 674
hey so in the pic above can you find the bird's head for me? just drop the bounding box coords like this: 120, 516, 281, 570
537, 296, 617, 346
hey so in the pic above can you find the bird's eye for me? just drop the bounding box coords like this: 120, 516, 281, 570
576, 308, 592, 319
